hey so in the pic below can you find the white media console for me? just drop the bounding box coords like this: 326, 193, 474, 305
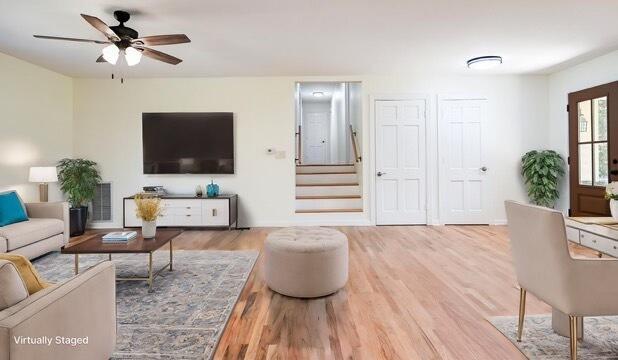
123, 194, 238, 229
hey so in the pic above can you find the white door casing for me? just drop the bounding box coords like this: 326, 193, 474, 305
375, 100, 427, 224
303, 112, 329, 164
439, 98, 490, 224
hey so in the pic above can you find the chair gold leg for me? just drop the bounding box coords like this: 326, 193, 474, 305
569, 315, 578, 360
517, 288, 526, 342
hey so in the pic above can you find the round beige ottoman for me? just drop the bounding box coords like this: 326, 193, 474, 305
265, 227, 348, 298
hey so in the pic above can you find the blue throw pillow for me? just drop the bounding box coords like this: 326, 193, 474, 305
0, 191, 28, 227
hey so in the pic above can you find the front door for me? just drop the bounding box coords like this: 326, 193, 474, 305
303, 112, 329, 164
569, 82, 618, 216
439, 99, 490, 224
375, 100, 427, 225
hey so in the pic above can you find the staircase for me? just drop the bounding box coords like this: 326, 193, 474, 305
295, 164, 362, 213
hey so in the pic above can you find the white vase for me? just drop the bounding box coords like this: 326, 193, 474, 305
611, 200, 618, 221
142, 220, 157, 239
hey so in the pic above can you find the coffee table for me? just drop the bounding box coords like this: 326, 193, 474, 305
61, 229, 181, 291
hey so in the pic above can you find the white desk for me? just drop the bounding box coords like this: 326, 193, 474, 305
565, 218, 618, 257
550, 218, 618, 337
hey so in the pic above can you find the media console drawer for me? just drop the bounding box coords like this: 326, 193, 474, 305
123, 195, 238, 229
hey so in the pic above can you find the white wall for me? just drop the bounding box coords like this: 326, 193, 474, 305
548, 50, 618, 213
0, 52, 73, 203
329, 84, 349, 164
72, 74, 548, 227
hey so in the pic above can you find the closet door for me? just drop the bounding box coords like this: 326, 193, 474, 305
569, 81, 618, 216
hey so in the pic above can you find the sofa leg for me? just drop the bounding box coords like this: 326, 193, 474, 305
569, 315, 578, 360
517, 288, 526, 342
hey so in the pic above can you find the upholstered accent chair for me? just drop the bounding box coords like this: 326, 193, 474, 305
505, 200, 618, 360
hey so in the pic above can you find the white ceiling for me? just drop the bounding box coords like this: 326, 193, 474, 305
1, 0, 618, 78
299, 82, 344, 102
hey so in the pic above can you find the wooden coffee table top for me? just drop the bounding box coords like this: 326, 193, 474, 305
61, 229, 182, 254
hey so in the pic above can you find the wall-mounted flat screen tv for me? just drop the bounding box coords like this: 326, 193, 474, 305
142, 112, 234, 174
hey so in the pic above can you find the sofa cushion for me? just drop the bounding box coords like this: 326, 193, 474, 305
0, 260, 28, 311
0, 254, 50, 295
0, 191, 28, 227
0, 218, 64, 251
0, 236, 6, 253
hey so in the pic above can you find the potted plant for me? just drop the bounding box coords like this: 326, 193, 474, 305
134, 193, 162, 238
521, 150, 565, 208
605, 183, 618, 220
57, 158, 102, 236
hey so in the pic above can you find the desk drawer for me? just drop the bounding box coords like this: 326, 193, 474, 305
579, 231, 611, 253
566, 227, 580, 243
604, 240, 618, 258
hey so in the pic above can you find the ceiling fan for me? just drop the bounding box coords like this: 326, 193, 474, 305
34, 10, 190, 66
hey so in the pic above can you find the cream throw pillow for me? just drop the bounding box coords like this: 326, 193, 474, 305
0, 259, 28, 310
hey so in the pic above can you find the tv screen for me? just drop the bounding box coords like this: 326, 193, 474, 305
142, 112, 234, 174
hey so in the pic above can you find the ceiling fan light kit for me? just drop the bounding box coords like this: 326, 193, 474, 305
124, 47, 142, 66
102, 44, 119, 64
33, 9, 190, 72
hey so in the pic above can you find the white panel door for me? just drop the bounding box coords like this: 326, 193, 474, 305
376, 100, 427, 224
439, 99, 490, 224
303, 113, 329, 164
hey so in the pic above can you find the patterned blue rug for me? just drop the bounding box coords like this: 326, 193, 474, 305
489, 314, 618, 359
33, 250, 258, 359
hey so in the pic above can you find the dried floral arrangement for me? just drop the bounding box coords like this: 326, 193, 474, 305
134, 193, 163, 222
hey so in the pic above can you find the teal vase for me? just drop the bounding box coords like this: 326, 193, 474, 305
206, 181, 220, 197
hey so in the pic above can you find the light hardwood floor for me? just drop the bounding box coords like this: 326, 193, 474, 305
171, 226, 598, 360
75, 225, 596, 359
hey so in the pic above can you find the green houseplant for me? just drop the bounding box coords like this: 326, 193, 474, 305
57, 158, 101, 236
521, 150, 565, 208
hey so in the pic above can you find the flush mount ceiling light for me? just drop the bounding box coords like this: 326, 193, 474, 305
313, 91, 325, 98
467, 56, 503, 69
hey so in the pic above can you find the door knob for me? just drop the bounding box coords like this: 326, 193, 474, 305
480, 166, 488, 172
377, 171, 386, 177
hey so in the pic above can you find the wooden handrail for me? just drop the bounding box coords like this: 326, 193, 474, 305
295, 125, 302, 164
349, 124, 361, 162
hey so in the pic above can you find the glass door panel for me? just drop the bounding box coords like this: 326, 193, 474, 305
577, 96, 608, 187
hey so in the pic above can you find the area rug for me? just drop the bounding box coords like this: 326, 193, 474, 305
32, 250, 258, 359
489, 314, 618, 359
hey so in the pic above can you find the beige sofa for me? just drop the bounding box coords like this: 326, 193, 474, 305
0, 260, 116, 360
0, 202, 69, 259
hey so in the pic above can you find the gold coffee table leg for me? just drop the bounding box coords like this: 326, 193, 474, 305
148, 252, 153, 291
74, 254, 79, 275
169, 239, 173, 271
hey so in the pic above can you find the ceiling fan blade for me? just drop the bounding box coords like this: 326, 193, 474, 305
139, 47, 183, 65
132, 34, 190, 46
96, 54, 106, 63
80, 14, 119, 41
33, 35, 109, 44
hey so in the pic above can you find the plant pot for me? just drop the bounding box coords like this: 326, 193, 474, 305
610, 200, 618, 221
142, 220, 157, 239
69, 206, 88, 237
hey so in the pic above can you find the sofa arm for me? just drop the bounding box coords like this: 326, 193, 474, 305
0, 261, 116, 360
25, 202, 70, 245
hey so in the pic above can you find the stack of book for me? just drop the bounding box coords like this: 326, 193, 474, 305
102, 231, 137, 243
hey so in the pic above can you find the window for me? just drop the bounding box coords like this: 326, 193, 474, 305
577, 96, 608, 186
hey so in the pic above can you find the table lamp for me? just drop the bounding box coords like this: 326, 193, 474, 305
29, 167, 58, 202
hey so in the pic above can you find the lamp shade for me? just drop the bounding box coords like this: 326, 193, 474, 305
29, 167, 58, 183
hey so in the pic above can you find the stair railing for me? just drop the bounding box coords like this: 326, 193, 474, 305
295, 125, 302, 164
349, 124, 361, 162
